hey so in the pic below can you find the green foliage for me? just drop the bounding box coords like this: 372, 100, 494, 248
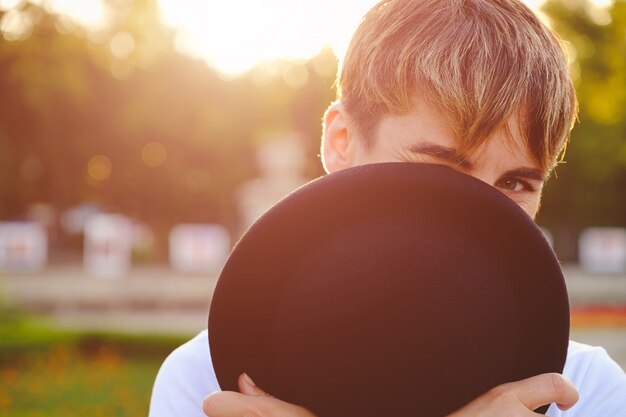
0, 318, 189, 417
535, 0, 626, 258
1, 343, 160, 416
0, 319, 80, 351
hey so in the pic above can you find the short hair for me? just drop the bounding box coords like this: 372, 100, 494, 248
337, 0, 578, 174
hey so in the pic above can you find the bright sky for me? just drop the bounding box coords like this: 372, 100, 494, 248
156, 0, 545, 75
0, 0, 612, 76
156, 0, 379, 75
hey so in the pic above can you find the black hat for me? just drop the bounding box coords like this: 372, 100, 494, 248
208, 163, 569, 417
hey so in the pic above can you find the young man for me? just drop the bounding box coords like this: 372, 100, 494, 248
150, 1, 626, 416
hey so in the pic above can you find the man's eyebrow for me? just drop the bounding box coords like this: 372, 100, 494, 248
501, 168, 546, 182
408, 143, 472, 169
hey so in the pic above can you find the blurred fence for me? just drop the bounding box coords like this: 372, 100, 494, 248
1, 263, 626, 369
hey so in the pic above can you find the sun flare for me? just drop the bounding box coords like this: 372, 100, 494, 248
156, 0, 378, 75
0, 0, 564, 76
156, 0, 558, 75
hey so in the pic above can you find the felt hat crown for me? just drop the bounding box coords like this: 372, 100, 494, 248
209, 163, 569, 417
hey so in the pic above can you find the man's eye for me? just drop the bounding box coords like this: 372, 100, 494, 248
499, 179, 527, 192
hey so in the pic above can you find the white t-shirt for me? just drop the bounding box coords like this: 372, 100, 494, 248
149, 331, 626, 417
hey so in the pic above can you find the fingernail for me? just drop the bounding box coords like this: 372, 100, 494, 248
242, 372, 256, 387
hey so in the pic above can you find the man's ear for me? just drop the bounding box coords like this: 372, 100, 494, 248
321, 101, 358, 174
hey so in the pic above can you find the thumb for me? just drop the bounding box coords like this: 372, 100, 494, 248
508, 373, 579, 411
238, 372, 269, 396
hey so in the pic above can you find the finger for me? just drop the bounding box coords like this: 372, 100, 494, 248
203, 391, 256, 417
504, 373, 579, 411
238, 373, 269, 396
203, 390, 317, 417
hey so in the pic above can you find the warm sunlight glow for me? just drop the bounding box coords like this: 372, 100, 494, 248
157, 0, 377, 76
3, 0, 610, 76
523, 0, 544, 9
0, 0, 22, 9
47, 0, 106, 28
0, 0, 106, 29
156, 0, 557, 76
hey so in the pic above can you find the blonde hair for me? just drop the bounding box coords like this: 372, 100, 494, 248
338, 0, 578, 173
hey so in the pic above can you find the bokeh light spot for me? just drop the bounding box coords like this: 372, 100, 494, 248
282, 64, 309, 89
587, 4, 612, 26
141, 142, 167, 167
0, 9, 33, 41
109, 31, 135, 59
87, 155, 112, 182
54, 14, 78, 35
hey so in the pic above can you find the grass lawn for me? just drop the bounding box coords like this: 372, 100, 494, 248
0, 317, 189, 417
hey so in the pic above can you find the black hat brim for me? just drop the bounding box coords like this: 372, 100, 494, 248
209, 163, 569, 417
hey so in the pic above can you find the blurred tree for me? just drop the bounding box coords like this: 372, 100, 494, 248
0, 4, 97, 216
0, 1, 337, 257
537, 0, 626, 260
